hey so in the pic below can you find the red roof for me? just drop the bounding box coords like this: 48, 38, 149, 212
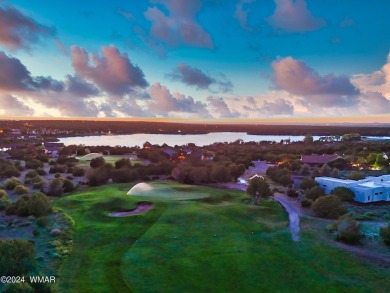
300, 154, 339, 164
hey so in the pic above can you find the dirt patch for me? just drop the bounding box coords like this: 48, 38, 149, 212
108, 201, 153, 217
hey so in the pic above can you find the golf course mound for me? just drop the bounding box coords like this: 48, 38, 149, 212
78, 153, 103, 161
108, 201, 153, 217
127, 182, 209, 200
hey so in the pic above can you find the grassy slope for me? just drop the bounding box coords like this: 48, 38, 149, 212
55, 183, 389, 293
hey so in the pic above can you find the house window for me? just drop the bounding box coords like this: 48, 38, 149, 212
375, 192, 378, 195
379, 192, 383, 194
368, 196, 370, 201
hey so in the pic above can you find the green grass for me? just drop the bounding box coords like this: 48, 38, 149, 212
55, 183, 390, 293
77, 155, 145, 167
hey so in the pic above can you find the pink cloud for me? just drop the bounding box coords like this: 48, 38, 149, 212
267, 0, 325, 33
71, 45, 148, 96
0, 3, 55, 50
144, 0, 213, 49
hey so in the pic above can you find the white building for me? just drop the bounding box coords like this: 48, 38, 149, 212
315, 175, 390, 203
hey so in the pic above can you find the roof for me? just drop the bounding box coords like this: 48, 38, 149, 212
301, 154, 339, 164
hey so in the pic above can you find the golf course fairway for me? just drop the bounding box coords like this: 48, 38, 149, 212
54, 183, 389, 293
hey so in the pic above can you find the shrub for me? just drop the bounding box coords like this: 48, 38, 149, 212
0, 189, 8, 200
16, 199, 29, 217
312, 195, 346, 219
0, 239, 36, 275
348, 171, 366, 181
54, 173, 62, 178
300, 178, 318, 190
33, 229, 40, 237
287, 188, 299, 197
36, 168, 47, 176
305, 186, 325, 201
380, 221, 390, 245
115, 158, 132, 169
1, 283, 34, 293
36, 216, 49, 227
47, 178, 64, 197
13, 184, 30, 195
25, 159, 44, 169
25, 170, 39, 179
301, 198, 313, 207
333, 216, 362, 245
49, 164, 67, 174
63, 179, 76, 193
72, 167, 85, 177
27, 192, 52, 217
66, 175, 74, 180
3, 165, 21, 178
332, 187, 355, 202
90, 157, 105, 168
4, 177, 22, 190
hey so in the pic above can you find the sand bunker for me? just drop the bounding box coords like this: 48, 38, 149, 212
108, 201, 153, 217
127, 182, 209, 201
78, 153, 103, 161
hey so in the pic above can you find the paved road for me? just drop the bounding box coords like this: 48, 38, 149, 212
272, 194, 300, 242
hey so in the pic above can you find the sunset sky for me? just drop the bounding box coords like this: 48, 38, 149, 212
1, 0, 390, 122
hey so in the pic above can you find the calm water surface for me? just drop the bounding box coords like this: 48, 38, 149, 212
58, 132, 320, 147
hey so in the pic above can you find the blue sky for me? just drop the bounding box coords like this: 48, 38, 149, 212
1, 0, 390, 121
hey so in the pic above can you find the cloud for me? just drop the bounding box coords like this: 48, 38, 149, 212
206, 96, 239, 118
234, 0, 256, 31
267, 0, 325, 33
64, 75, 100, 97
0, 3, 55, 50
144, 0, 213, 49
260, 98, 294, 115
352, 53, 390, 99
168, 62, 233, 92
71, 45, 148, 96
55, 39, 69, 56
147, 82, 210, 117
0, 94, 34, 116
271, 56, 359, 107
358, 91, 390, 115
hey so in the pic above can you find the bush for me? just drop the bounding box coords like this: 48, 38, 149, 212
300, 178, 318, 190
0, 189, 8, 200
380, 221, 390, 245
305, 186, 325, 201
36, 168, 47, 176
90, 157, 105, 168
301, 198, 313, 207
63, 179, 76, 193
115, 158, 132, 169
312, 195, 346, 219
36, 216, 49, 227
287, 188, 299, 197
4, 177, 22, 190
25, 159, 44, 169
27, 192, 52, 217
49, 164, 67, 174
0, 239, 35, 275
3, 165, 21, 178
1, 283, 34, 293
13, 185, 30, 195
348, 171, 366, 181
54, 173, 62, 178
25, 170, 39, 179
333, 216, 362, 245
47, 178, 64, 197
332, 187, 355, 202
72, 167, 85, 177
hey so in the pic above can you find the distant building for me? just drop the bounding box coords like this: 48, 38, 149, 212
161, 148, 179, 160
44, 142, 64, 157
383, 152, 390, 161
300, 154, 339, 166
315, 175, 390, 203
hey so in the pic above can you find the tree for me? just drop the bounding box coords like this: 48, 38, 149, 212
320, 163, 331, 177
246, 176, 272, 204
333, 216, 362, 245
376, 154, 389, 168
300, 178, 318, 190
347, 171, 365, 181
312, 195, 346, 219
210, 165, 231, 182
230, 164, 246, 181
0, 239, 35, 275
299, 164, 311, 176
27, 192, 52, 217
330, 168, 339, 178
332, 187, 355, 202
304, 186, 325, 201
304, 134, 314, 144
90, 157, 105, 168
115, 158, 132, 169
1, 283, 34, 293
380, 221, 390, 245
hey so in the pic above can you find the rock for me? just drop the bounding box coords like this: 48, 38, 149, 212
50, 228, 62, 236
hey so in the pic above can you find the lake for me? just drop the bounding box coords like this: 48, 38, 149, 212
58, 132, 320, 147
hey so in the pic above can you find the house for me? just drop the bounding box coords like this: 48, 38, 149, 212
300, 154, 339, 166
315, 175, 390, 203
44, 142, 64, 157
161, 148, 179, 160
383, 152, 390, 161
143, 142, 152, 150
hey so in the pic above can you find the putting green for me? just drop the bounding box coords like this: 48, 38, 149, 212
128, 182, 209, 200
